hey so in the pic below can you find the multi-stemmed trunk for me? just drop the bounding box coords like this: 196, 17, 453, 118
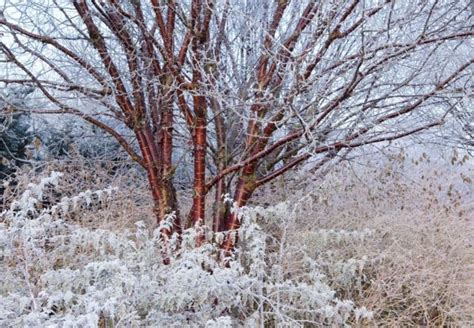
135, 126, 182, 235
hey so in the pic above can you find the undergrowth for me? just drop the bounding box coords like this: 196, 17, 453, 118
1, 147, 472, 327
0, 172, 372, 327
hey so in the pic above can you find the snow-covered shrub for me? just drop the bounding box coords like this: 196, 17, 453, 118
0, 172, 372, 327
2, 159, 153, 231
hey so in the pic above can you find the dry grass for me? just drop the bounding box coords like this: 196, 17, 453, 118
258, 147, 474, 326
359, 214, 473, 326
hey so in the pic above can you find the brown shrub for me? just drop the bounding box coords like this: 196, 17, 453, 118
258, 147, 473, 326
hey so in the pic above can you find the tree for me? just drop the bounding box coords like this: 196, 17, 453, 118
0, 85, 34, 206
0, 0, 472, 252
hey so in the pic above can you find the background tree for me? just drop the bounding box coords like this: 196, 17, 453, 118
0, 0, 472, 250
0, 85, 34, 207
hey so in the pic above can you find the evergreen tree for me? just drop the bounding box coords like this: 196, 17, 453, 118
0, 85, 34, 205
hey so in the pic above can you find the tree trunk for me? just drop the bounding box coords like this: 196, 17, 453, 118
213, 176, 227, 232
210, 98, 227, 233
136, 128, 181, 235
221, 166, 257, 253
190, 108, 207, 246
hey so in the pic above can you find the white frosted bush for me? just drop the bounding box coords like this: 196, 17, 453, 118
0, 172, 373, 327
